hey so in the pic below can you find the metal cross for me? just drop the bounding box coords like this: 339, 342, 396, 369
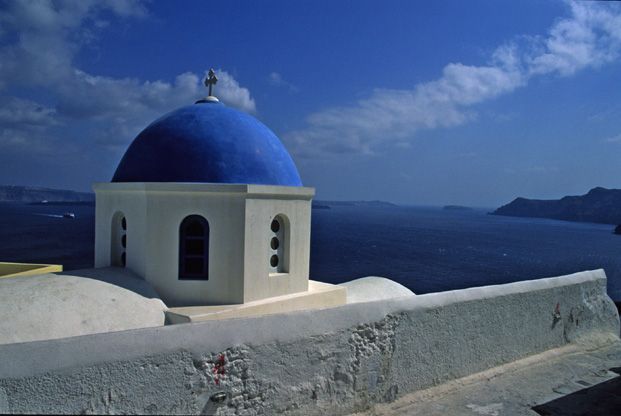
205, 68, 218, 96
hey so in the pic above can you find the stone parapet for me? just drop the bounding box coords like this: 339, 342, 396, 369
0, 269, 618, 414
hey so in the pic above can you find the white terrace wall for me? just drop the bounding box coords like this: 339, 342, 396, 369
0, 270, 618, 415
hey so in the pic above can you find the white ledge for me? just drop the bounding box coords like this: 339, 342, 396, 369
93, 182, 315, 199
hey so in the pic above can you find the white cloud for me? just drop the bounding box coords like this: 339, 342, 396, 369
287, 52, 524, 157
0, 97, 61, 155
0, 126, 56, 154
0, 0, 146, 90
268, 72, 298, 92
528, 2, 621, 76
0, 97, 58, 126
604, 133, 621, 143
0, 0, 256, 152
287, 1, 621, 158
525, 166, 560, 174
269, 72, 284, 85
212, 70, 256, 113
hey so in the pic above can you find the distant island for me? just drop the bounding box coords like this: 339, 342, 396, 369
492, 187, 621, 225
0, 185, 94, 203
443, 205, 473, 211
314, 200, 398, 208
0, 186, 399, 210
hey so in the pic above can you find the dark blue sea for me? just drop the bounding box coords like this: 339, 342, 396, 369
1, 202, 620, 301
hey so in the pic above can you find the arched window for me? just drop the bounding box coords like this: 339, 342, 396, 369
179, 215, 210, 280
269, 214, 289, 274
111, 212, 126, 267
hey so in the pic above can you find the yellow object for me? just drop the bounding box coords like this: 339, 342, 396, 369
166, 280, 346, 324
0, 262, 63, 278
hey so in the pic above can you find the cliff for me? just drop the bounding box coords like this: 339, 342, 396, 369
0, 185, 94, 203
492, 187, 621, 225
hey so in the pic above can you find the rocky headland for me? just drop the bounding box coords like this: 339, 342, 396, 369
492, 187, 621, 225
0, 185, 94, 203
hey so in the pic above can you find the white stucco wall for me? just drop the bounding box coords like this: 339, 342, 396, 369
94, 188, 148, 277
93, 183, 314, 306
340, 276, 415, 303
0, 270, 618, 415
243, 196, 312, 302
144, 190, 247, 306
0, 270, 166, 345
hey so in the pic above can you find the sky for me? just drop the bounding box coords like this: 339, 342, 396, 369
1, 0, 621, 207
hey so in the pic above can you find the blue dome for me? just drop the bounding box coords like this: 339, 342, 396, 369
112, 102, 302, 186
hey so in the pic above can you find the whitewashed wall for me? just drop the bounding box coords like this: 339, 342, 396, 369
94, 183, 314, 306
0, 270, 618, 415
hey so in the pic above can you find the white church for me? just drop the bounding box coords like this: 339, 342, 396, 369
92, 70, 347, 318
0, 70, 412, 344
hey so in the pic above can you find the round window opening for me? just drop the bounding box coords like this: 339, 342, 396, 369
121, 217, 127, 231
271, 219, 280, 233
270, 237, 280, 250
270, 255, 279, 267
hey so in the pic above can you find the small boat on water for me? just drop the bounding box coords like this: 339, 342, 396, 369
63, 212, 76, 219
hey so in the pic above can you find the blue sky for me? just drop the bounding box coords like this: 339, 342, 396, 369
1, 0, 621, 207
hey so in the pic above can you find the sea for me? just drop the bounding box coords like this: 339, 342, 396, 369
1, 202, 620, 301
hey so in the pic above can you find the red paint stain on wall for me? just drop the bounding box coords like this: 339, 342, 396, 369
213, 354, 226, 385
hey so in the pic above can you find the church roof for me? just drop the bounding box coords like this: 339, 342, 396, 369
112, 100, 302, 186
0, 270, 165, 345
